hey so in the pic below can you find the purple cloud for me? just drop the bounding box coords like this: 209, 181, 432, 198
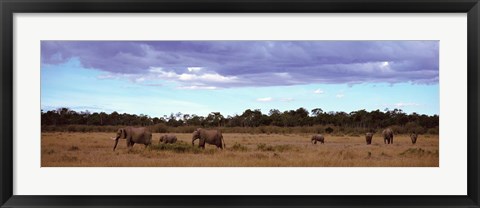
41, 41, 439, 88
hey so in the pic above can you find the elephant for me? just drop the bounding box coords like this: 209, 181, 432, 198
410, 133, 418, 144
382, 128, 394, 144
311, 134, 325, 144
192, 128, 225, 149
159, 134, 177, 144
111, 127, 152, 151
365, 132, 373, 145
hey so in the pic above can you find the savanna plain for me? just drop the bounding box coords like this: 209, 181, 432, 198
42, 132, 439, 167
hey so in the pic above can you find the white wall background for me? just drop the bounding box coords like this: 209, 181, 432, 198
13, 13, 467, 195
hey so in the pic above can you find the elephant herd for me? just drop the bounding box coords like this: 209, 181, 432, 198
111, 127, 225, 151
111, 127, 419, 151
311, 128, 419, 145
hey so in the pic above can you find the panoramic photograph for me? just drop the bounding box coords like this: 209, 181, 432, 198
41, 41, 439, 167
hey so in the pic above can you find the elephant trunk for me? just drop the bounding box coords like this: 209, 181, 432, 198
221, 135, 226, 149
192, 137, 197, 146
113, 137, 120, 151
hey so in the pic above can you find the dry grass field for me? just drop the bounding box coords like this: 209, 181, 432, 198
41, 132, 439, 167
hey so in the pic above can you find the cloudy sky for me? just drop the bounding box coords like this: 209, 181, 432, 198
41, 41, 439, 117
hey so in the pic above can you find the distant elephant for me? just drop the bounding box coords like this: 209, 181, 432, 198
311, 134, 325, 144
192, 128, 225, 149
112, 127, 152, 151
382, 128, 394, 144
159, 134, 177, 144
365, 132, 373, 145
410, 133, 418, 144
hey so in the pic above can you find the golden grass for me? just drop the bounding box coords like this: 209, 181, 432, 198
41, 132, 439, 167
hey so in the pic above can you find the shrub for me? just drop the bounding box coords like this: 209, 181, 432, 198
325, 127, 334, 134
175, 126, 198, 133
150, 123, 168, 133
229, 143, 248, 152
400, 148, 428, 156
274, 144, 294, 152
149, 142, 203, 154
427, 127, 439, 135
257, 143, 273, 151
68, 145, 79, 151
404, 122, 427, 134
67, 125, 77, 132
77, 125, 87, 132
315, 127, 324, 134
257, 143, 294, 152
40, 124, 437, 135
60, 155, 78, 162
389, 125, 403, 134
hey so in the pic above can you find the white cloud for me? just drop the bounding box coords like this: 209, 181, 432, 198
313, 89, 324, 94
274, 72, 291, 78
149, 67, 177, 78
45, 41, 439, 88
97, 74, 117, 80
336, 94, 345, 98
149, 67, 164, 73
394, 102, 420, 107
380, 61, 389, 68
256, 97, 273, 102
177, 86, 217, 90
187, 67, 203, 73
135, 77, 146, 82
97, 73, 152, 83
197, 73, 237, 83
377, 102, 422, 108
149, 67, 237, 83
143, 83, 163, 87
178, 73, 196, 81
280, 98, 294, 102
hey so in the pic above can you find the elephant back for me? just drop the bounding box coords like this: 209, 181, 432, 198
313, 134, 324, 140
199, 129, 222, 143
128, 127, 152, 144
382, 128, 393, 137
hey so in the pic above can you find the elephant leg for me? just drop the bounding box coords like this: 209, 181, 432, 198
217, 140, 223, 149
127, 141, 134, 151
314, 140, 317, 144
199, 138, 206, 148
391, 138, 393, 144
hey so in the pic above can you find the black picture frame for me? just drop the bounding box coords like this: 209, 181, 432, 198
1, 0, 479, 207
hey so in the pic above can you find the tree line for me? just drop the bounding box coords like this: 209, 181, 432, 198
42, 107, 438, 134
